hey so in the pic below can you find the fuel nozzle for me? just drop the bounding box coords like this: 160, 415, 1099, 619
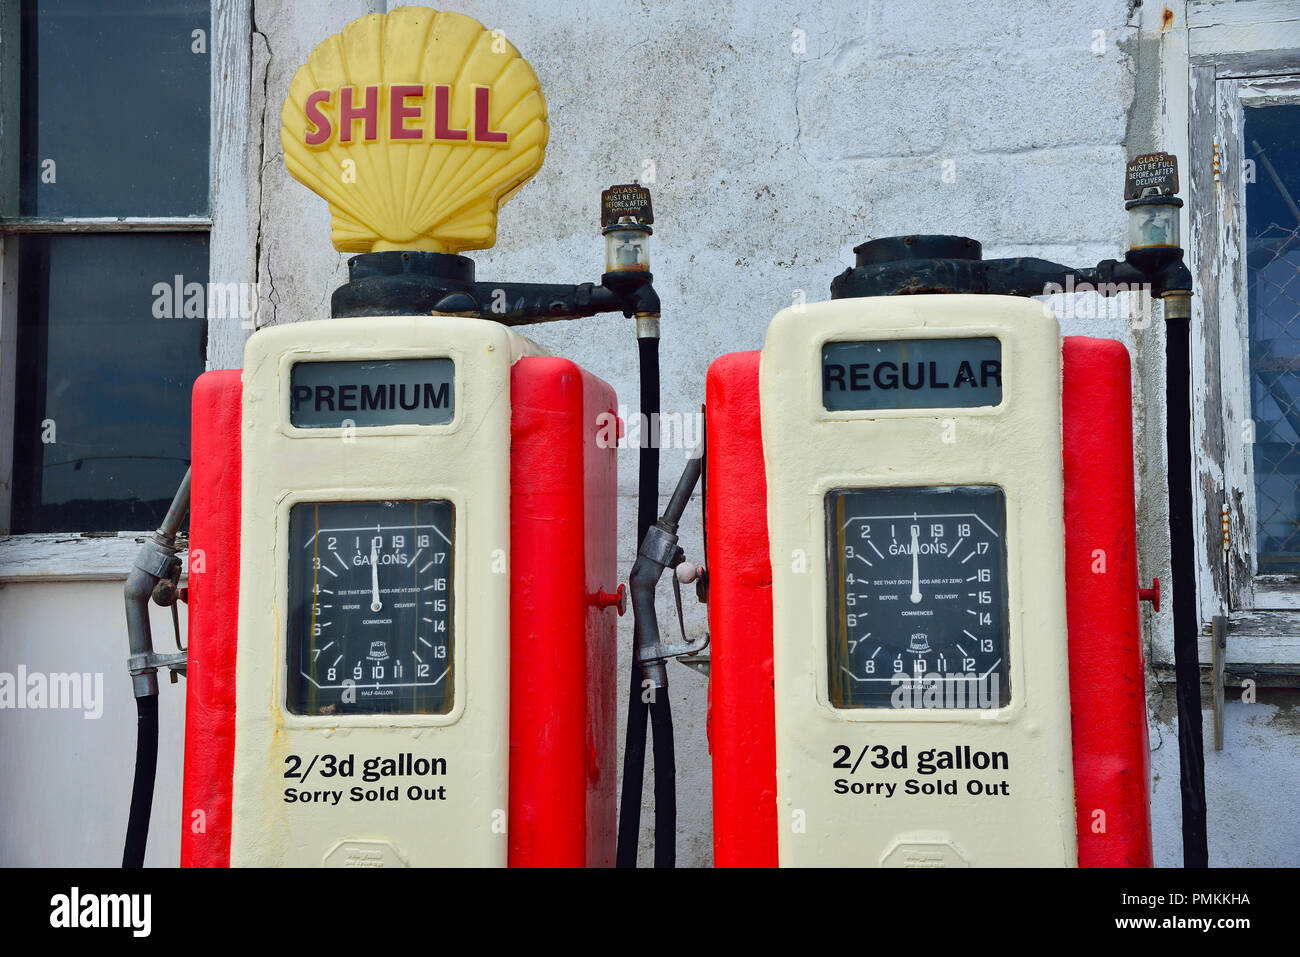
630, 524, 681, 690
628, 447, 707, 690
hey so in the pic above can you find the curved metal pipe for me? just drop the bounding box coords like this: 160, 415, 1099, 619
124, 469, 190, 698
121, 468, 191, 868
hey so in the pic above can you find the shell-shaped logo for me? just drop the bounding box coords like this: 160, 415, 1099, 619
280, 7, 548, 254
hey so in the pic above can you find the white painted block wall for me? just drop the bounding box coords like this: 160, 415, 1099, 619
0, 581, 185, 867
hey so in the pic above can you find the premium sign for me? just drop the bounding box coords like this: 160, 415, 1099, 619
290, 358, 455, 428
821, 337, 1003, 411
280, 6, 549, 254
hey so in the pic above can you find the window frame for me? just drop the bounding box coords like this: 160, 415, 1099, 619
1216, 75, 1300, 608
1178, 0, 1300, 666
0, 0, 252, 581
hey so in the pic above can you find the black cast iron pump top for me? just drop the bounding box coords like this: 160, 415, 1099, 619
331, 183, 660, 326
829, 152, 1192, 319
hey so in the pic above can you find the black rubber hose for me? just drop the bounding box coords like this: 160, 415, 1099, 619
1165, 312, 1209, 867
122, 695, 159, 868
650, 692, 676, 868
616, 334, 660, 867
636, 335, 661, 606
616, 659, 648, 868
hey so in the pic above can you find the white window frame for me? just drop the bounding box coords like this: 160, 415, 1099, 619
0, 0, 252, 582
1216, 75, 1300, 613
1163, 1, 1300, 666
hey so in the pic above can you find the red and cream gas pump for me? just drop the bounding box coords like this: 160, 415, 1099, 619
122, 7, 663, 869
704, 285, 1142, 866
692, 222, 1193, 867
182, 318, 621, 868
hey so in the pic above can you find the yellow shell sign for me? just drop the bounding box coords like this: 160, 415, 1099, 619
280, 7, 548, 254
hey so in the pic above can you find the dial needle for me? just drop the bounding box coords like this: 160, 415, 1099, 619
370, 540, 383, 612
910, 525, 922, 604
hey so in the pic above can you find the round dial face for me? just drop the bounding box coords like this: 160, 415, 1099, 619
826, 486, 1010, 710
286, 499, 454, 716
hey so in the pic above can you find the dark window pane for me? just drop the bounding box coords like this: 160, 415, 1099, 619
1244, 103, 1300, 574
19, 0, 211, 217
12, 233, 208, 532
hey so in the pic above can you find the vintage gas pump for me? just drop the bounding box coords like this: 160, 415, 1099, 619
123, 7, 663, 868
665, 158, 1195, 867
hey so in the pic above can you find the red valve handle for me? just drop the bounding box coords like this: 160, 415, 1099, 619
1138, 576, 1160, 613
593, 584, 627, 616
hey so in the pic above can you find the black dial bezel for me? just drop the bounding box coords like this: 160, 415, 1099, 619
825, 485, 1011, 710
285, 498, 455, 717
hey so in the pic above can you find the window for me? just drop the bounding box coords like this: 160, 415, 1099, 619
1183, 1, 1300, 662
2, 0, 210, 534
1237, 93, 1300, 581
1206, 76, 1300, 616
10, 233, 208, 531
0, 0, 251, 575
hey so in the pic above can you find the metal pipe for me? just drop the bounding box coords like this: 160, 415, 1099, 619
662, 454, 703, 532
124, 469, 190, 698
157, 469, 192, 540
121, 468, 191, 869
629, 451, 705, 691
622, 441, 704, 870
629, 542, 671, 690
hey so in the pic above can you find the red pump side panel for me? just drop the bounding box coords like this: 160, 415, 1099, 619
704, 351, 779, 867
1061, 337, 1154, 868
181, 370, 243, 867
509, 357, 619, 867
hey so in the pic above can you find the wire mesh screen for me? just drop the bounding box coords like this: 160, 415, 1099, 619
1246, 102, 1300, 574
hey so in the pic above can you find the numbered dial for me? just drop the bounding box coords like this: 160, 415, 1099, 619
286, 500, 454, 716
826, 486, 1010, 709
